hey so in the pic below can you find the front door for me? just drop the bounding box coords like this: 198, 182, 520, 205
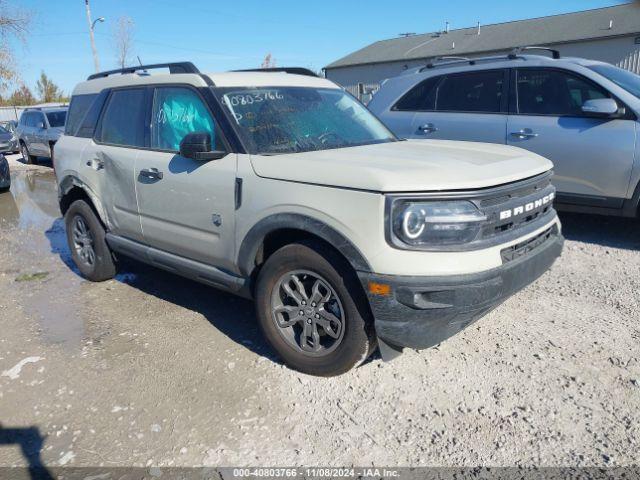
31, 112, 49, 156
507, 68, 636, 205
410, 69, 508, 144
135, 86, 237, 270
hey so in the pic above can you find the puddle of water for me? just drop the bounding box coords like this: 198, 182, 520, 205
1, 170, 87, 350
0, 169, 59, 230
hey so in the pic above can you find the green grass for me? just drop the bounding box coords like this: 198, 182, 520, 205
15, 271, 49, 282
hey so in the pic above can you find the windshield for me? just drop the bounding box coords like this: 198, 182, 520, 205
214, 87, 395, 155
589, 64, 640, 99
46, 111, 67, 128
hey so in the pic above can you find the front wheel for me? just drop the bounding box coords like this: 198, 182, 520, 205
64, 200, 117, 282
255, 241, 375, 376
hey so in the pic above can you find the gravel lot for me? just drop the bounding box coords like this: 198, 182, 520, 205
0, 153, 639, 469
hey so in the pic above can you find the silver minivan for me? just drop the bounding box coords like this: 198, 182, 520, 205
369, 51, 640, 217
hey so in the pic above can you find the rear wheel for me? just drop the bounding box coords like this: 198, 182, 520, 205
255, 240, 375, 376
20, 142, 36, 165
64, 200, 116, 281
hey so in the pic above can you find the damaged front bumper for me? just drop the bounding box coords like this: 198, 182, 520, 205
358, 228, 564, 359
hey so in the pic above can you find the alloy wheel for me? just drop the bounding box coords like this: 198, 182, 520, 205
270, 270, 345, 356
71, 215, 96, 267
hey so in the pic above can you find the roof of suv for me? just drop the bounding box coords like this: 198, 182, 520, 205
398, 53, 609, 78
24, 106, 68, 112
72, 70, 338, 96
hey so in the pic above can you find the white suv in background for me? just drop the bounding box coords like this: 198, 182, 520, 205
55, 62, 563, 376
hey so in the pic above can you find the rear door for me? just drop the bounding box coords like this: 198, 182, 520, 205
507, 68, 636, 204
379, 76, 441, 138
410, 69, 508, 143
135, 85, 237, 270
83, 87, 147, 241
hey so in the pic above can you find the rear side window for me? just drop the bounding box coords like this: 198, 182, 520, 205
393, 76, 440, 111
65, 94, 97, 135
516, 69, 609, 116
97, 89, 146, 147
436, 70, 505, 113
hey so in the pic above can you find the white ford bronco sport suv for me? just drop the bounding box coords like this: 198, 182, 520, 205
56, 62, 563, 376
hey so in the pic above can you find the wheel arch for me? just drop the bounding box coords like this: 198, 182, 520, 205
237, 213, 371, 280
59, 175, 110, 228
622, 177, 640, 218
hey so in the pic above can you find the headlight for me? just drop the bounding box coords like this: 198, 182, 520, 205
391, 200, 487, 247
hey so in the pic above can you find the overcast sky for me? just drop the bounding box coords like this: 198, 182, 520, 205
11, 0, 629, 94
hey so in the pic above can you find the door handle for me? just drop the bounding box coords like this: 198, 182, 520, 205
86, 158, 104, 170
139, 168, 163, 180
510, 129, 539, 139
418, 123, 438, 134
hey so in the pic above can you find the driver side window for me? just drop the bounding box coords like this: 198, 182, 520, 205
516, 69, 610, 116
151, 87, 221, 152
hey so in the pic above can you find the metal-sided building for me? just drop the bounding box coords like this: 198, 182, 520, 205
325, 3, 640, 100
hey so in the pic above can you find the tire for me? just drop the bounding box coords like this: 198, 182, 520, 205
64, 199, 117, 282
20, 142, 36, 165
255, 240, 375, 376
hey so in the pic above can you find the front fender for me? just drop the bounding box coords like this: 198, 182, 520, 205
237, 213, 371, 277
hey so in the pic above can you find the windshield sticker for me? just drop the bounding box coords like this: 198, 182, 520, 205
226, 91, 284, 107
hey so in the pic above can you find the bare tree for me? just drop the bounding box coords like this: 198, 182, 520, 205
261, 53, 276, 69
0, 0, 30, 92
113, 16, 135, 69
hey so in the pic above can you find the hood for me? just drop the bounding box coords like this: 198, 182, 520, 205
249, 139, 553, 193
0, 132, 13, 142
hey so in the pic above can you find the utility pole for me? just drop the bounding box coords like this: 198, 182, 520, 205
85, 0, 100, 72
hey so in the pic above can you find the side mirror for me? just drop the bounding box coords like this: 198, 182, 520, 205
36, 121, 46, 129
179, 132, 227, 161
582, 98, 620, 117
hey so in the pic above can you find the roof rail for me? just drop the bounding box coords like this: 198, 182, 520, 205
420, 56, 477, 71
509, 46, 560, 59
232, 67, 319, 77
25, 106, 66, 110
417, 47, 562, 73
87, 62, 200, 81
